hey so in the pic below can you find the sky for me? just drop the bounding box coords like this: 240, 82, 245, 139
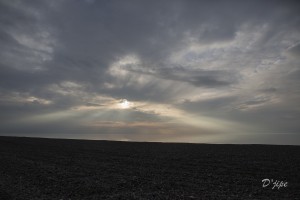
0, 0, 300, 145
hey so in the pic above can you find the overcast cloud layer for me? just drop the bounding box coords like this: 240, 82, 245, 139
0, 0, 300, 144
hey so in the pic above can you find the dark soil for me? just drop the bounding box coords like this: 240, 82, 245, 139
0, 136, 299, 199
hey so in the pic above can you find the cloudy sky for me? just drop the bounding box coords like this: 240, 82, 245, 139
1, 0, 300, 144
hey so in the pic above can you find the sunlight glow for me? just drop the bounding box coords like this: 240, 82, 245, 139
119, 99, 131, 109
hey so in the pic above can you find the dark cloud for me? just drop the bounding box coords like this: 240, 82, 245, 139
288, 42, 300, 57
242, 98, 269, 106
127, 67, 237, 87
160, 68, 237, 87
177, 96, 237, 117
0, 1, 36, 27
287, 69, 300, 80
0, 65, 53, 91
260, 87, 277, 93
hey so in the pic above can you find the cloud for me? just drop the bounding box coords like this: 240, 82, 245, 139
260, 87, 277, 93
0, 0, 300, 144
287, 42, 300, 58
126, 66, 237, 87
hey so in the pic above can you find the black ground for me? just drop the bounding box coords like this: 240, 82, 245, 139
0, 136, 299, 199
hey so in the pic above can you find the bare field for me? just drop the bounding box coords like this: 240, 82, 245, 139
0, 136, 299, 199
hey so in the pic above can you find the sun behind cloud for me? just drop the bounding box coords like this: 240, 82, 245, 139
119, 99, 132, 109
